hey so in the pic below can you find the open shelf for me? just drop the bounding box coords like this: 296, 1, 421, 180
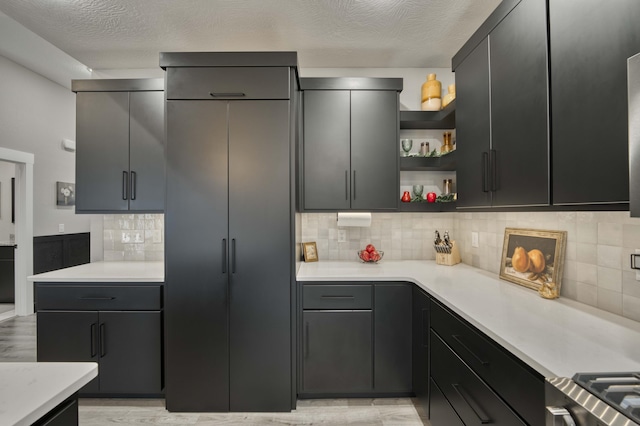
399, 100, 456, 129
397, 201, 457, 212
400, 150, 456, 171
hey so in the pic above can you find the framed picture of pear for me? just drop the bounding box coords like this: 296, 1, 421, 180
499, 228, 567, 299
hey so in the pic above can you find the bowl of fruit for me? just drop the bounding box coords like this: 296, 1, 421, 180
358, 244, 384, 263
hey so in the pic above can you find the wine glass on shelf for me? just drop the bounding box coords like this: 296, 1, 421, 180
401, 139, 413, 157
412, 184, 424, 201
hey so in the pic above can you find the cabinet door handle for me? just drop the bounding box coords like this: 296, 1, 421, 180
231, 238, 237, 274
122, 171, 129, 200
79, 297, 115, 301
482, 152, 489, 192
490, 149, 497, 192
345, 170, 348, 200
90, 323, 97, 358
320, 295, 354, 299
209, 92, 246, 98
130, 171, 137, 200
452, 383, 491, 424
99, 323, 106, 357
304, 321, 309, 359
452, 334, 490, 366
222, 239, 227, 274
353, 170, 357, 200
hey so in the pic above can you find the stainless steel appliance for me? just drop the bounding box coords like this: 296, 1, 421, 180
629, 52, 640, 216
545, 372, 640, 425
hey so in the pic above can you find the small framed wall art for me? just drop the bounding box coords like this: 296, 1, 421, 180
499, 228, 567, 299
302, 242, 318, 262
56, 181, 75, 206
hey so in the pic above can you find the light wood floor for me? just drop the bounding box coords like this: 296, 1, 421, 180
0, 315, 429, 425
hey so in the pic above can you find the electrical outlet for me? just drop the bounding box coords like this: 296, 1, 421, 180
338, 229, 347, 243
471, 232, 479, 248
58, 224, 64, 233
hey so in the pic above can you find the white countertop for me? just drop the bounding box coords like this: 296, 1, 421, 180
28, 261, 164, 282
0, 362, 97, 426
297, 260, 640, 378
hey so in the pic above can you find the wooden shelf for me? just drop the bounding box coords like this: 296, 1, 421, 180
397, 201, 457, 212
400, 150, 456, 171
399, 100, 456, 129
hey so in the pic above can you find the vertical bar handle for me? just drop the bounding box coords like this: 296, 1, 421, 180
130, 171, 137, 200
222, 239, 227, 274
99, 323, 106, 357
490, 149, 497, 191
122, 171, 129, 200
353, 170, 357, 200
345, 170, 348, 200
90, 323, 97, 358
231, 239, 236, 274
482, 152, 489, 192
304, 322, 309, 359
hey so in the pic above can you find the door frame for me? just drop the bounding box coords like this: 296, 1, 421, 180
0, 147, 34, 316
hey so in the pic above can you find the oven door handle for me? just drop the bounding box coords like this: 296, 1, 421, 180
545, 407, 576, 426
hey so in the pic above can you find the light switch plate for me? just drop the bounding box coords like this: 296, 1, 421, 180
338, 229, 347, 243
471, 232, 479, 248
58, 224, 64, 233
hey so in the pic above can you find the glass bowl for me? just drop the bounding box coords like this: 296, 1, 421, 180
357, 250, 384, 263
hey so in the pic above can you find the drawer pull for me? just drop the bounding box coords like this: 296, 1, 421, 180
78, 297, 116, 300
209, 92, 246, 98
452, 383, 491, 424
320, 295, 354, 299
452, 334, 490, 366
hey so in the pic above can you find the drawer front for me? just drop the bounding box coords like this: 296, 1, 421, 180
303, 284, 372, 310
431, 331, 526, 426
429, 378, 464, 426
166, 67, 290, 100
35, 284, 162, 311
431, 300, 544, 425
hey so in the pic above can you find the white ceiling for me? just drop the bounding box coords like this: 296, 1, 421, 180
0, 0, 501, 70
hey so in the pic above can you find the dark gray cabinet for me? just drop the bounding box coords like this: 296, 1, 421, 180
35, 283, 163, 395
550, 0, 640, 206
302, 311, 373, 393
454, 0, 549, 209
299, 282, 411, 397
412, 287, 430, 416
374, 283, 412, 392
162, 53, 297, 413
73, 79, 164, 213
0, 245, 15, 303
429, 378, 464, 426
301, 78, 401, 211
34, 397, 79, 426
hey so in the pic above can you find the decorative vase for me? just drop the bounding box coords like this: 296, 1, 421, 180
442, 84, 456, 108
401, 191, 412, 202
421, 73, 442, 111
441, 131, 453, 154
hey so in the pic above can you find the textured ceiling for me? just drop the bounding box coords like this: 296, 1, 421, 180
0, 0, 501, 70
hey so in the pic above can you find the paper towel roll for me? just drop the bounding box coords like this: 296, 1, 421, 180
337, 212, 372, 227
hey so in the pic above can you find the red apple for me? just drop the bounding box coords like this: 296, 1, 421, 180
426, 192, 437, 203
360, 251, 370, 261
365, 244, 376, 253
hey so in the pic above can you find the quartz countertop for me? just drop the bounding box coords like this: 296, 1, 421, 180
0, 362, 97, 426
297, 260, 640, 378
28, 261, 164, 282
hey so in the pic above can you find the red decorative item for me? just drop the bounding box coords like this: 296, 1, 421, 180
401, 191, 411, 202
426, 192, 437, 203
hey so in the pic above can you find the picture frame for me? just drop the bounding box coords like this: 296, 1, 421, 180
499, 228, 567, 299
56, 181, 75, 206
302, 242, 318, 262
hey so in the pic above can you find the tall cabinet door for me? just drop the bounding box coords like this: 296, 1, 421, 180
228, 101, 291, 411
350, 90, 399, 210
98, 311, 162, 394
455, 38, 492, 208
303, 91, 351, 210
490, 0, 549, 207
37, 311, 100, 393
129, 91, 165, 211
550, 0, 640, 205
76, 92, 130, 211
165, 100, 230, 412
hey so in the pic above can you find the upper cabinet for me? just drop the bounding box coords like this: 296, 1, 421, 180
550, 0, 640, 206
300, 78, 402, 211
73, 79, 165, 213
454, 0, 549, 209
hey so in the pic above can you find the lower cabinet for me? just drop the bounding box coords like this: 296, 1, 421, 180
412, 287, 430, 416
33, 396, 78, 426
429, 378, 464, 426
35, 283, 163, 396
299, 282, 411, 396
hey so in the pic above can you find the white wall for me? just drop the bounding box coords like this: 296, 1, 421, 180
0, 55, 96, 237
0, 161, 16, 242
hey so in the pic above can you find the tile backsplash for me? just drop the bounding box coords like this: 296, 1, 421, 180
102, 214, 164, 261
301, 211, 640, 322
